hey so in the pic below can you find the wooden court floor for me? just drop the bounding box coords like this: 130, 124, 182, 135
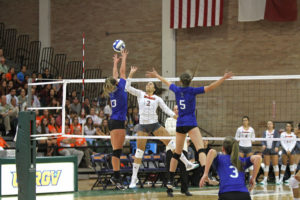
0, 183, 295, 200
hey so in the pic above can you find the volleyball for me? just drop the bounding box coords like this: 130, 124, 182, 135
113, 40, 125, 52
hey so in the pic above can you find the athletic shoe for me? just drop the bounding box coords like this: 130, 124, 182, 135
110, 176, 126, 190
259, 180, 267, 185
186, 163, 200, 171
167, 189, 174, 197
275, 180, 281, 185
181, 191, 192, 196
129, 177, 139, 189
166, 180, 174, 189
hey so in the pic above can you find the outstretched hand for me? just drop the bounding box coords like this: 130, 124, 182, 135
223, 71, 233, 80
130, 66, 138, 74
146, 68, 159, 78
248, 177, 256, 191
113, 54, 121, 63
121, 49, 129, 58
199, 174, 209, 188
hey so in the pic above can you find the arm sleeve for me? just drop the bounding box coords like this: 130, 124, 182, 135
192, 86, 205, 95
169, 84, 178, 93
158, 97, 175, 117
261, 131, 266, 146
125, 78, 142, 98
280, 134, 288, 151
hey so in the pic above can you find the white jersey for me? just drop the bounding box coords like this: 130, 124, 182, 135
235, 126, 255, 147
266, 130, 275, 149
280, 132, 296, 152
165, 117, 188, 152
126, 79, 175, 124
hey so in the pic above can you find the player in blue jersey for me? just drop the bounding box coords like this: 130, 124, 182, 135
200, 137, 262, 200
146, 69, 233, 189
103, 49, 128, 190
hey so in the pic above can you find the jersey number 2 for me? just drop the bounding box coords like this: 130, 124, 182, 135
111, 100, 117, 108
179, 100, 186, 109
229, 165, 239, 178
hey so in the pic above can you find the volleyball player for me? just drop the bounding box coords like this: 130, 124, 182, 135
295, 123, 300, 173
103, 49, 128, 190
200, 137, 262, 200
260, 121, 280, 185
279, 123, 296, 184
126, 67, 198, 189
146, 68, 233, 189
290, 170, 300, 200
235, 116, 255, 180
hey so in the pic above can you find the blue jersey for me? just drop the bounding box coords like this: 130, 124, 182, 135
109, 78, 127, 121
169, 84, 205, 127
213, 154, 252, 194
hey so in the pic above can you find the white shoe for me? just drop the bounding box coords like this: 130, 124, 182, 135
275, 180, 281, 185
284, 178, 291, 184
186, 163, 199, 171
129, 177, 138, 188
259, 180, 267, 185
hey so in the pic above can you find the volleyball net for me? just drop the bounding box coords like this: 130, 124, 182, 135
27, 74, 300, 142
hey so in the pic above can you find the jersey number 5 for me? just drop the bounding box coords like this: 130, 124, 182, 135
179, 100, 186, 109
229, 165, 239, 178
111, 100, 117, 108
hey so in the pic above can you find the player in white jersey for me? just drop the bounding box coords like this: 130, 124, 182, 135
280, 123, 297, 184
235, 116, 255, 178
260, 121, 280, 185
126, 67, 198, 188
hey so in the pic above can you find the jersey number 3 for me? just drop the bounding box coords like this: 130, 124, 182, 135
179, 100, 186, 109
111, 100, 117, 108
229, 165, 239, 178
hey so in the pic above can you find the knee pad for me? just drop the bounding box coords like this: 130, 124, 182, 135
273, 165, 279, 172
112, 149, 122, 159
197, 149, 206, 154
290, 164, 295, 172
264, 165, 269, 172
249, 166, 253, 170
135, 149, 144, 159
167, 140, 176, 151
289, 177, 299, 189
172, 153, 181, 161
281, 165, 287, 171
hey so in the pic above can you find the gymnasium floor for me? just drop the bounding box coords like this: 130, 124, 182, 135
0, 182, 294, 200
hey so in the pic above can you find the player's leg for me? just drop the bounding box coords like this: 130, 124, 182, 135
188, 127, 206, 166
289, 154, 296, 181
260, 153, 270, 185
110, 129, 125, 179
246, 151, 254, 179
271, 153, 280, 184
280, 153, 288, 183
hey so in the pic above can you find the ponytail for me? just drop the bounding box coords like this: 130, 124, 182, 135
103, 77, 117, 97
223, 136, 243, 172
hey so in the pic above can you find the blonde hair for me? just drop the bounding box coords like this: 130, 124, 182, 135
223, 136, 243, 171
103, 77, 117, 97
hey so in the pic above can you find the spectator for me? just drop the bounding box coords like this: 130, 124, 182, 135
70, 96, 81, 115
0, 57, 8, 74
12, 74, 20, 90
86, 108, 102, 127
0, 80, 7, 96
82, 97, 90, 115
35, 110, 42, 126
40, 109, 50, 121
78, 109, 86, 125
39, 84, 52, 106
57, 128, 84, 166
6, 88, 18, 106
29, 88, 41, 107
98, 91, 108, 109
5, 67, 15, 81
74, 127, 93, 168
103, 103, 112, 118
0, 136, 9, 150
7, 80, 14, 91
68, 111, 77, 124
91, 98, 101, 114
98, 109, 105, 122
17, 88, 27, 110
65, 98, 71, 114
84, 117, 102, 136
99, 119, 110, 136
0, 95, 18, 135
42, 68, 54, 79
65, 118, 71, 131
132, 107, 139, 125
70, 116, 82, 133
17, 65, 27, 84
48, 117, 61, 133
36, 118, 49, 155
45, 117, 58, 156
48, 97, 60, 117
69, 90, 78, 100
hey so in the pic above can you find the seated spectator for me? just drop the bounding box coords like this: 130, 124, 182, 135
74, 127, 94, 168
17, 88, 27, 110
104, 103, 112, 118
0, 57, 8, 74
69, 90, 78, 100
31, 88, 41, 107
65, 98, 71, 114
67, 111, 77, 124
40, 109, 50, 121
48, 117, 61, 133
65, 117, 71, 129
42, 68, 54, 79
57, 128, 84, 166
12, 74, 20, 90
78, 109, 86, 125
5, 67, 15, 81
0, 80, 8, 96
0, 136, 9, 150
132, 107, 139, 125
17, 65, 27, 85
7, 80, 14, 91
99, 119, 110, 136
48, 97, 60, 117
36, 118, 49, 155
70, 116, 82, 133
82, 97, 90, 115
0, 95, 18, 135
84, 117, 103, 136
91, 98, 100, 114
39, 84, 52, 106
70, 96, 81, 115
98, 91, 108, 109
35, 110, 42, 126
6, 88, 18, 106
87, 108, 102, 127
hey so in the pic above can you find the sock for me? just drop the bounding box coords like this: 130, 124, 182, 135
276, 176, 279, 182
132, 163, 140, 179
263, 176, 267, 182
180, 153, 191, 167
280, 175, 284, 182
114, 171, 120, 179
170, 172, 175, 181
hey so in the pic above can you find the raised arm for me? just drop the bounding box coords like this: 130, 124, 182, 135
126, 66, 143, 97
204, 71, 233, 93
199, 149, 217, 187
249, 155, 262, 191
119, 49, 128, 79
157, 97, 175, 118
146, 68, 172, 87
112, 54, 121, 79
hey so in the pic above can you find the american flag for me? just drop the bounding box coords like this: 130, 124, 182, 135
170, 0, 224, 29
